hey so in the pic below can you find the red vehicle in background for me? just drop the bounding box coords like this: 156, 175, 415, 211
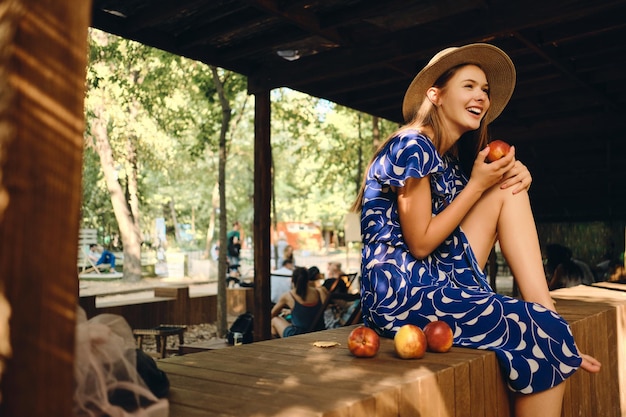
273, 222, 323, 252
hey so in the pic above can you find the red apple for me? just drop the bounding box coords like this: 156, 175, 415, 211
394, 324, 427, 359
423, 320, 454, 353
347, 326, 380, 358
486, 139, 511, 162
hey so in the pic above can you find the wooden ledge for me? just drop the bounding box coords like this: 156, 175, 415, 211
159, 285, 626, 417
161, 325, 510, 417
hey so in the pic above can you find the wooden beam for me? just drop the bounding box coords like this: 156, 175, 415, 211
253, 89, 272, 341
0, 0, 91, 415
512, 31, 623, 113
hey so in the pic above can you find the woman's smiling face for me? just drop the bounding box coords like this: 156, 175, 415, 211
435, 64, 490, 138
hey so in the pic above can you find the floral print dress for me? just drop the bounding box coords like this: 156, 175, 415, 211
359, 129, 582, 393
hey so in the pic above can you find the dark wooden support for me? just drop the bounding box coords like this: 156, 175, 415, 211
155, 286, 190, 325
253, 89, 272, 341
0, 1, 92, 416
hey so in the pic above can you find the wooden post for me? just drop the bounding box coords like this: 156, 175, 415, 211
0, 0, 92, 416
253, 89, 272, 341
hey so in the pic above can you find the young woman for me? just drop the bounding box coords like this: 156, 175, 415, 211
351, 43, 600, 417
271, 267, 327, 338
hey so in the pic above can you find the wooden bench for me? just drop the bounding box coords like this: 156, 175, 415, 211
159, 285, 626, 417
79, 285, 253, 329
133, 325, 187, 359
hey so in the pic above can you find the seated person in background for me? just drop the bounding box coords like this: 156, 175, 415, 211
88, 244, 117, 273
271, 259, 295, 304
271, 267, 327, 338
544, 243, 594, 286
307, 266, 323, 287
318, 262, 356, 329
322, 261, 347, 293
608, 261, 626, 283
548, 260, 583, 290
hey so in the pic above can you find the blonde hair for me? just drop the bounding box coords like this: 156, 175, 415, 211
351, 64, 491, 212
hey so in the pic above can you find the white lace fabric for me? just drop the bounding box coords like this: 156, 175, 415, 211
74, 308, 169, 417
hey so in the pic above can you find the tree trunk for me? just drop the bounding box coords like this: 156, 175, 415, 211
127, 136, 141, 232
169, 198, 181, 243
92, 104, 142, 281
211, 66, 232, 337
204, 183, 218, 259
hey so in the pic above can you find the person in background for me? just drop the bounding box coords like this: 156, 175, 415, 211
271, 267, 327, 338
322, 261, 347, 293
544, 243, 594, 287
282, 244, 295, 266
270, 259, 295, 304
275, 231, 288, 268
88, 244, 117, 273
351, 43, 600, 417
547, 260, 583, 290
227, 221, 241, 272
307, 266, 323, 286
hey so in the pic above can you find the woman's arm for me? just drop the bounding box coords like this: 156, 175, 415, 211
316, 287, 328, 305
399, 146, 516, 259
271, 293, 290, 317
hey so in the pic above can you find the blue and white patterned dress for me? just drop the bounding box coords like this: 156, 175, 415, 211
359, 129, 582, 393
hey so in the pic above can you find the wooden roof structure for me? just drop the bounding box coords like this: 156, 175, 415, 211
91, 0, 626, 222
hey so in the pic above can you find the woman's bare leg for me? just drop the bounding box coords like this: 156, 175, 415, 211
462, 187, 565, 415
514, 383, 566, 417
271, 316, 290, 338
462, 187, 602, 414
461, 187, 554, 309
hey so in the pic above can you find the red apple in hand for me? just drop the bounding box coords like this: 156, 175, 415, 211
423, 320, 454, 353
348, 326, 380, 358
486, 140, 511, 162
394, 324, 427, 359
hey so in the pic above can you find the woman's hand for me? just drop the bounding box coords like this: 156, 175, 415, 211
579, 352, 601, 373
500, 159, 532, 194
468, 146, 516, 192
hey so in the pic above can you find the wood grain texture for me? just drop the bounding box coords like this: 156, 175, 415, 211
0, 0, 92, 416
161, 285, 626, 417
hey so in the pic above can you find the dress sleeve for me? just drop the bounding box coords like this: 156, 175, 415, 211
370, 131, 443, 188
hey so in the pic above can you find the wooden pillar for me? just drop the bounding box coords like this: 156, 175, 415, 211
0, 0, 92, 416
253, 90, 272, 341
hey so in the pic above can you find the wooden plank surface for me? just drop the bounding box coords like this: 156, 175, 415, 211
161, 285, 626, 417
551, 285, 626, 417
163, 325, 505, 417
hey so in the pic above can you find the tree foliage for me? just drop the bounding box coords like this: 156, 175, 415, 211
83, 29, 394, 258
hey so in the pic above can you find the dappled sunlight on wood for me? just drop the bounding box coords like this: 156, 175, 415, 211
156, 288, 626, 415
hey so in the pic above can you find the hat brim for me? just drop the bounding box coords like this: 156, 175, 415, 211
402, 43, 516, 125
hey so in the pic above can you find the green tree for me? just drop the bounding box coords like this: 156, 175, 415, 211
85, 30, 213, 280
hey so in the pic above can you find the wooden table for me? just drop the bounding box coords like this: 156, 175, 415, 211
160, 285, 626, 417
179, 338, 231, 354
133, 325, 187, 359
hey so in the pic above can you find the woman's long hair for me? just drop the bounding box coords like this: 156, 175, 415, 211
350, 64, 491, 212
291, 267, 309, 299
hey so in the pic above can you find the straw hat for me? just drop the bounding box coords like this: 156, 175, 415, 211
402, 43, 516, 124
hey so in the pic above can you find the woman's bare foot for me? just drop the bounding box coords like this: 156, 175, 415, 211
580, 353, 601, 373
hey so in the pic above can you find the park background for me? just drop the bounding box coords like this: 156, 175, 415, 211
82, 28, 624, 287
